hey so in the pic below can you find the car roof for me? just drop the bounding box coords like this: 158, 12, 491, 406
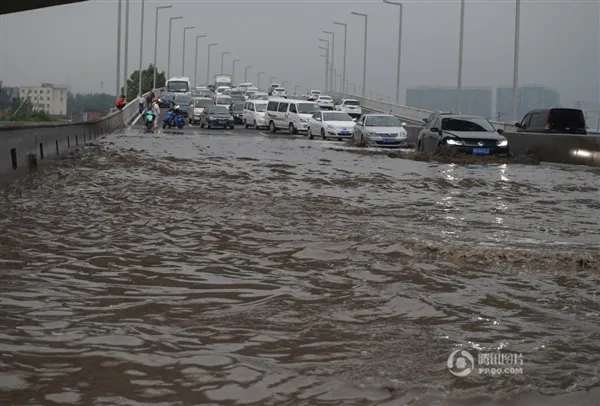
251, 100, 268, 104
192, 96, 212, 100
363, 114, 395, 117
439, 114, 484, 120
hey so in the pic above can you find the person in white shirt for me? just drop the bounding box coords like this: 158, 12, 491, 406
152, 99, 161, 128
137, 94, 144, 114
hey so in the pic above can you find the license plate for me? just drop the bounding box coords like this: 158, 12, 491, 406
473, 148, 490, 155
218, 120, 226, 124
382, 138, 395, 143
340, 131, 350, 135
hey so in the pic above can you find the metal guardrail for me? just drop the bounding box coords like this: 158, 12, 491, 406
329, 91, 518, 132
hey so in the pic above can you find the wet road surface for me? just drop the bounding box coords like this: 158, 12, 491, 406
1, 120, 600, 405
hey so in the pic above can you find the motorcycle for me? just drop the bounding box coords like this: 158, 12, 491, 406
162, 105, 185, 129
144, 111, 156, 131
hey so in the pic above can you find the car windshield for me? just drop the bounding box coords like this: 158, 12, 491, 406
166, 81, 189, 92
275, 88, 285, 92
254, 104, 267, 112
441, 117, 495, 132
162, 92, 174, 99
365, 115, 401, 127
209, 106, 229, 114
232, 104, 243, 111
319, 96, 332, 100
344, 100, 359, 106
194, 99, 213, 108
323, 112, 353, 122
175, 95, 191, 104
298, 103, 319, 114
216, 97, 232, 105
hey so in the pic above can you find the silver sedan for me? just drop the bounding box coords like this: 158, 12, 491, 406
352, 114, 409, 148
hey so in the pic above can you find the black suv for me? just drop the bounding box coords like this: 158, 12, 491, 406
515, 108, 587, 134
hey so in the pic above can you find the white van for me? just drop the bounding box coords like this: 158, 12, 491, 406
266, 98, 320, 134
243, 100, 268, 129
215, 95, 232, 106
166, 76, 191, 93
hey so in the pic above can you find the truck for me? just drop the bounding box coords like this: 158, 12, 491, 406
214, 74, 232, 89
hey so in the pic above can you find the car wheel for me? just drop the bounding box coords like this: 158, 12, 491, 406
230, 125, 234, 130
207, 124, 211, 129
244, 119, 249, 129
269, 121, 277, 133
360, 134, 365, 146
308, 127, 314, 140
417, 140, 422, 152
321, 128, 327, 140
253, 120, 258, 129
289, 123, 296, 134
200, 122, 205, 128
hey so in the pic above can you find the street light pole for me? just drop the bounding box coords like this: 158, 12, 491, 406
220, 52, 230, 73
232, 59, 240, 85
153, 5, 171, 90
206, 43, 217, 85
245, 66, 252, 82
182, 26, 196, 77
383, 0, 403, 104
116, 0, 122, 96
511, 0, 521, 122
319, 44, 329, 91
257, 72, 265, 90
318, 39, 329, 91
167, 16, 183, 79
323, 30, 335, 93
457, 0, 465, 111
193, 34, 207, 87
351, 12, 368, 97
333, 22, 347, 93
137, 0, 145, 97
124, 0, 129, 98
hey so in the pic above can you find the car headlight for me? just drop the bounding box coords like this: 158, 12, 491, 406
209, 116, 216, 120
446, 139, 464, 145
398, 131, 407, 138
327, 125, 335, 130
497, 139, 508, 147
300, 118, 308, 123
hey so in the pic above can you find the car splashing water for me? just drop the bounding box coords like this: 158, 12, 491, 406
1, 129, 599, 406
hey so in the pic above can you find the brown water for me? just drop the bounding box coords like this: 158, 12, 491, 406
1, 128, 600, 405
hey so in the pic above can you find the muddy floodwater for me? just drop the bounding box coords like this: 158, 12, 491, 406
1, 129, 600, 405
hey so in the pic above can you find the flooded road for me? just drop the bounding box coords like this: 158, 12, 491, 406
1, 126, 600, 405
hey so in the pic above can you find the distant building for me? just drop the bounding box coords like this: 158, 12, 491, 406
405, 87, 493, 119
495, 85, 560, 122
18, 83, 68, 116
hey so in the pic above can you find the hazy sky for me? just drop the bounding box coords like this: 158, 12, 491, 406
1, 0, 598, 108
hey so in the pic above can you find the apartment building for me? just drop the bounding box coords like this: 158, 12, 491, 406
19, 83, 68, 116
406, 86, 493, 119
496, 85, 560, 121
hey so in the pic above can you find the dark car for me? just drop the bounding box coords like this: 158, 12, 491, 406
173, 94, 192, 117
515, 108, 587, 135
192, 89, 213, 98
417, 114, 509, 156
230, 90, 245, 104
200, 105, 234, 129
229, 103, 244, 124
159, 92, 175, 108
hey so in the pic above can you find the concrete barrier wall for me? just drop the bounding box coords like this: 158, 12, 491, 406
0, 89, 164, 181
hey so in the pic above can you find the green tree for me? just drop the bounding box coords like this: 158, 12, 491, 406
9, 97, 33, 114
121, 63, 166, 101
67, 92, 116, 115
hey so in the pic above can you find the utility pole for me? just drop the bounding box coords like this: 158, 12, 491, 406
116, 0, 122, 96
457, 0, 465, 112
232, 59, 240, 85
123, 0, 130, 99
511, 0, 521, 122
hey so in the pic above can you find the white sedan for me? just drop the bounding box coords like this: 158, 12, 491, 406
316, 95, 334, 110
307, 111, 356, 140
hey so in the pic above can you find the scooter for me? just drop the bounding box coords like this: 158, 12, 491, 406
144, 111, 156, 131
162, 106, 185, 129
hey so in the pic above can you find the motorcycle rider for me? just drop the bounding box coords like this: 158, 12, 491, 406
116, 95, 126, 110
137, 94, 145, 114
165, 102, 180, 127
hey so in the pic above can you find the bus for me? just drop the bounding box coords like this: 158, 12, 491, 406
166, 77, 191, 93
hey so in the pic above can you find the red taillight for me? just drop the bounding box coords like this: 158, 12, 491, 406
545, 112, 551, 130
